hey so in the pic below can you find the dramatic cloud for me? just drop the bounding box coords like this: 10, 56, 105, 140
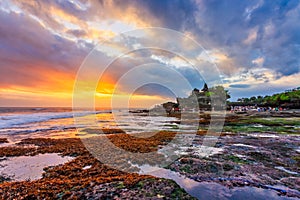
0, 0, 299, 106
229, 84, 251, 89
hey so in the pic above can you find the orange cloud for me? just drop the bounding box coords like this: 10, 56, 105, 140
0, 67, 76, 106
0, 86, 72, 107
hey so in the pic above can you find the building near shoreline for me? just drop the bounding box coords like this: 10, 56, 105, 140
175, 83, 228, 111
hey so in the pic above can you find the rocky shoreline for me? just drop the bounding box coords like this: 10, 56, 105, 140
0, 112, 299, 199
0, 136, 194, 199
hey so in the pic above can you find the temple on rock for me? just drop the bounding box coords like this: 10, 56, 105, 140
168, 83, 229, 112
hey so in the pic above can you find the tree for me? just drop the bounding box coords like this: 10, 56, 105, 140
256, 96, 263, 104
225, 90, 231, 100
244, 98, 250, 103
202, 83, 208, 92
279, 93, 290, 102
209, 86, 231, 100
250, 96, 257, 102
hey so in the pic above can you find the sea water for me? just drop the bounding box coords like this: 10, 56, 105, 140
0, 107, 183, 143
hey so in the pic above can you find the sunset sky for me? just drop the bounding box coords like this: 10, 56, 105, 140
0, 0, 299, 107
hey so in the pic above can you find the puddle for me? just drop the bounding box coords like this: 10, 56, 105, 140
253, 124, 265, 127
232, 143, 256, 148
139, 165, 298, 200
246, 133, 279, 138
0, 153, 74, 181
275, 166, 299, 175
83, 165, 92, 170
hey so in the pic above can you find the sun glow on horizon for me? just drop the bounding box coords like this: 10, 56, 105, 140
1, 1, 299, 106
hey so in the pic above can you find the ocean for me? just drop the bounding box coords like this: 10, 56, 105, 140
0, 107, 182, 144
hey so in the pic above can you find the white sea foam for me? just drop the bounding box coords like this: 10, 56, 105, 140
0, 111, 95, 129
0, 109, 194, 143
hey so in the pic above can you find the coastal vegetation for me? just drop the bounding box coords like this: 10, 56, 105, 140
157, 85, 300, 113
233, 87, 300, 108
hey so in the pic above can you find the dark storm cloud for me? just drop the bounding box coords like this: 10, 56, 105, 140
249, 1, 300, 76
123, 0, 300, 76
1, 0, 299, 104
53, 0, 89, 14
66, 29, 87, 37
134, 0, 198, 30
229, 84, 251, 89
0, 10, 88, 87
134, 83, 176, 98
198, 0, 300, 76
6, 0, 300, 80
